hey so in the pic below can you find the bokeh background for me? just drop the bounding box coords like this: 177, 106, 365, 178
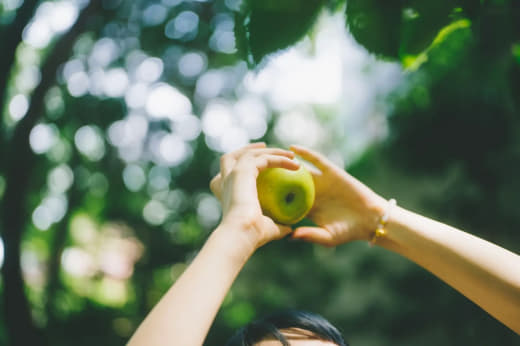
0, 0, 519, 345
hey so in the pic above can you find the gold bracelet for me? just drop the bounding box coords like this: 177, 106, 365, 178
370, 198, 396, 245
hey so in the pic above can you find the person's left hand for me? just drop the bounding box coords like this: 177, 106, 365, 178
210, 143, 300, 251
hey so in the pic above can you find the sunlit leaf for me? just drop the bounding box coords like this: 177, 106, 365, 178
346, 0, 477, 60
403, 19, 473, 71
399, 1, 455, 56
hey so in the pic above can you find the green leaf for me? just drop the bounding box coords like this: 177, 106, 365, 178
399, 1, 455, 56
402, 19, 473, 71
346, 0, 478, 60
346, 0, 403, 58
238, 0, 327, 65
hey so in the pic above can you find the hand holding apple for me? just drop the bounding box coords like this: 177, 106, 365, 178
289, 145, 388, 246
209, 143, 301, 250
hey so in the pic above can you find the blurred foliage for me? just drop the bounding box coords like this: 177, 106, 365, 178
345, 0, 477, 60
236, 0, 326, 65
0, 0, 519, 346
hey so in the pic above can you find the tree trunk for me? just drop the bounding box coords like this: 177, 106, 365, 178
0, 0, 39, 140
0, 2, 99, 345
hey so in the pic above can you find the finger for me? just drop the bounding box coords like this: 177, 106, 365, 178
289, 145, 330, 172
227, 155, 300, 206
275, 224, 293, 239
292, 145, 371, 191
209, 174, 222, 199
233, 154, 300, 174
244, 142, 266, 149
230, 148, 295, 172
270, 222, 294, 240
220, 143, 267, 175
229, 142, 266, 158
249, 148, 295, 159
301, 161, 322, 177
291, 226, 335, 247
220, 154, 235, 176
254, 155, 300, 171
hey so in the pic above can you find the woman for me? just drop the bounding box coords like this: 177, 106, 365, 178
128, 143, 520, 346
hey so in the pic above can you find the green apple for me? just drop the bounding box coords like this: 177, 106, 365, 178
256, 164, 315, 225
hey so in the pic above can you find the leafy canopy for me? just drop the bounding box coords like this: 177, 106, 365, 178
236, 0, 487, 66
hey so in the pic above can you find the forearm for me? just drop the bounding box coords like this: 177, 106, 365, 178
376, 206, 520, 334
128, 224, 255, 346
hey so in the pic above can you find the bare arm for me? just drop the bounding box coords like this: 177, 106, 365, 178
289, 145, 520, 334
128, 143, 298, 346
127, 225, 257, 346
379, 207, 520, 333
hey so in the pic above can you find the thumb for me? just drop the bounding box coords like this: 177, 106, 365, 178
291, 226, 335, 247
274, 223, 293, 240
259, 218, 293, 243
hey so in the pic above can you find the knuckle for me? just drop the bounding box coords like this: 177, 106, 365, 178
209, 177, 217, 190
220, 155, 227, 165
257, 157, 268, 167
232, 163, 250, 175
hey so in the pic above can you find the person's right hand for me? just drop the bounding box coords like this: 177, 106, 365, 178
290, 145, 388, 246
209, 143, 299, 251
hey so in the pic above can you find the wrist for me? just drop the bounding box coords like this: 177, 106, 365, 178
383, 205, 415, 241
211, 219, 259, 263
357, 196, 388, 241
366, 197, 397, 244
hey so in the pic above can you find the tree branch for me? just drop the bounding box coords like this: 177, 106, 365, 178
1, 2, 100, 345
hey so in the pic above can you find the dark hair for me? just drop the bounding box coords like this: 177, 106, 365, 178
225, 310, 348, 346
